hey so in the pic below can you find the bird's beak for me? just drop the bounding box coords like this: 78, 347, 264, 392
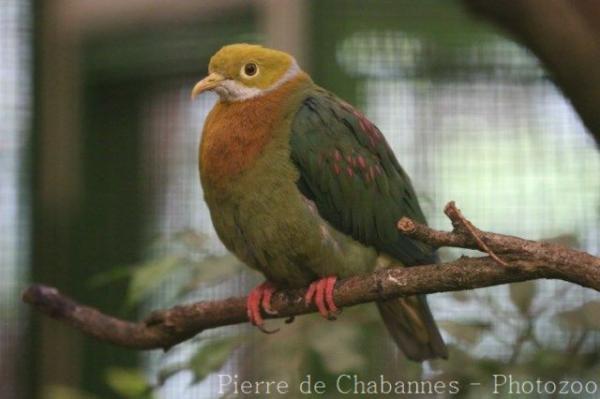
191, 72, 225, 100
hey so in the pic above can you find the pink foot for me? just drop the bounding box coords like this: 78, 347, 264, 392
305, 276, 339, 320
246, 281, 279, 333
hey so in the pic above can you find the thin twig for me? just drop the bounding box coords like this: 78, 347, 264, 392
443, 201, 509, 267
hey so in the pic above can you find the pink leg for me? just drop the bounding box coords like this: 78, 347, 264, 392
325, 276, 338, 314
315, 279, 328, 318
305, 276, 339, 320
305, 282, 317, 305
246, 281, 279, 333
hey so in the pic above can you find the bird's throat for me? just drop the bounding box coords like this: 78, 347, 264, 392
199, 73, 309, 191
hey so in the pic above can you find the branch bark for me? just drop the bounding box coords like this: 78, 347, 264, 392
462, 0, 600, 146
22, 202, 600, 351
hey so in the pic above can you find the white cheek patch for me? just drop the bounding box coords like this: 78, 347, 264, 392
216, 59, 301, 102
215, 80, 262, 102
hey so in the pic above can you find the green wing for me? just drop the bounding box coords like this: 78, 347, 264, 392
290, 88, 436, 266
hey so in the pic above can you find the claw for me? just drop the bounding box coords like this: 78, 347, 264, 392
246, 281, 279, 333
261, 285, 277, 315
305, 276, 339, 320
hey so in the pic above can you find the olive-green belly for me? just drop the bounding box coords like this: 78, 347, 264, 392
204, 168, 377, 288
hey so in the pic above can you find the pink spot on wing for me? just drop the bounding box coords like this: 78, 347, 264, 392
357, 156, 367, 169
332, 163, 341, 175
352, 110, 381, 146
358, 118, 369, 132
333, 149, 342, 162
345, 105, 382, 147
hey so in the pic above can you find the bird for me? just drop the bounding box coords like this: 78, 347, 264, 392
191, 43, 447, 361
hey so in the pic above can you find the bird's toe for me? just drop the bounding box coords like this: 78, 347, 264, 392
305, 276, 339, 320
246, 281, 280, 334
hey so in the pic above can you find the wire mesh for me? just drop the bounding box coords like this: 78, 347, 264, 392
0, 1, 31, 398
131, 5, 598, 398
10, 1, 600, 398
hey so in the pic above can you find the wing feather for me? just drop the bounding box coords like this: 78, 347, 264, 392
290, 89, 436, 266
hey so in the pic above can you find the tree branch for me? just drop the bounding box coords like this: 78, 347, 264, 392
23, 202, 600, 351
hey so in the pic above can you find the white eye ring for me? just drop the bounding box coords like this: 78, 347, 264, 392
240, 63, 259, 78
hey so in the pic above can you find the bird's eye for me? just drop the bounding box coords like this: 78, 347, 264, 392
241, 63, 258, 78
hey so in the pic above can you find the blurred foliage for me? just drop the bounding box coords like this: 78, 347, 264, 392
559, 300, 600, 331
43, 368, 156, 399
158, 336, 243, 385
90, 229, 245, 310
43, 385, 99, 399
104, 368, 156, 399
509, 280, 537, 316
89, 230, 600, 398
432, 283, 600, 398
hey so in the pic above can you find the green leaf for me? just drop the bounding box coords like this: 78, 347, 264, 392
440, 320, 491, 345
179, 255, 244, 296
87, 266, 133, 288
189, 336, 241, 383
157, 362, 188, 386
558, 300, 600, 331
44, 385, 98, 399
105, 368, 150, 398
126, 256, 183, 306
509, 281, 537, 315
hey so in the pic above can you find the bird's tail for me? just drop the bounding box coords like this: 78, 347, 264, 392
377, 294, 448, 361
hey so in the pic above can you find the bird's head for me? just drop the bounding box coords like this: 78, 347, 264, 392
191, 44, 302, 102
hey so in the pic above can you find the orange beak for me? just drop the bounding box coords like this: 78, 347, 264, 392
191, 72, 225, 100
